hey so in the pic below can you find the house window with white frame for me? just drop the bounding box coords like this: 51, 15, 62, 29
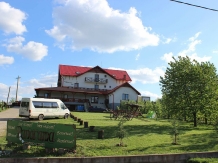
91, 96, 98, 103
122, 94, 129, 100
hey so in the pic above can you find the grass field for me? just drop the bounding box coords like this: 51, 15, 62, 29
41, 112, 218, 157
1, 111, 218, 159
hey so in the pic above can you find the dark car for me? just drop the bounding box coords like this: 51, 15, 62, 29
88, 106, 107, 112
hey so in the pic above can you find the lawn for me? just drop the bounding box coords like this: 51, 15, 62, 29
41, 112, 218, 157
1, 112, 218, 158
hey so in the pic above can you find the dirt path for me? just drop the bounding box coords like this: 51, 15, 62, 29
0, 106, 20, 136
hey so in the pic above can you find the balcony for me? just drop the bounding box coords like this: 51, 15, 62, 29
36, 96, 90, 103
85, 77, 108, 84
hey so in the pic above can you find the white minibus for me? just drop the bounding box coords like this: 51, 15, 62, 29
19, 98, 70, 120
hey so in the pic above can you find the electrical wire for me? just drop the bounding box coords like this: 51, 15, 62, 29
170, 0, 218, 12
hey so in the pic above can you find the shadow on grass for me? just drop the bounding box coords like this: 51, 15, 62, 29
76, 122, 195, 140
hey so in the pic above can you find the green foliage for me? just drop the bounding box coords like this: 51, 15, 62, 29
170, 119, 180, 145
10, 98, 15, 103
116, 120, 127, 146
187, 158, 218, 163
160, 56, 218, 127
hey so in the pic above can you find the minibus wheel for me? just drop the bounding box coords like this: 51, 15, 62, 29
64, 113, 69, 119
38, 114, 44, 121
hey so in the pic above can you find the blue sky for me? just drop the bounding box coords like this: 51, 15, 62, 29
0, 0, 218, 102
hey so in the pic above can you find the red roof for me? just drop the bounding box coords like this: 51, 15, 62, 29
59, 65, 131, 81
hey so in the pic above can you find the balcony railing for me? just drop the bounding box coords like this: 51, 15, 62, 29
85, 77, 108, 84
36, 96, 90, 103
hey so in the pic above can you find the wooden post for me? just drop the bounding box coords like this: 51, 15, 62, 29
84, 121, 88, 128
89, 126, 95, 132
98, 130, 104, 139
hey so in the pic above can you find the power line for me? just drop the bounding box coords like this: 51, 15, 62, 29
170, 0, 218, 12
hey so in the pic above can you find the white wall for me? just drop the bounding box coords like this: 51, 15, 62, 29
109, 87, 138, 103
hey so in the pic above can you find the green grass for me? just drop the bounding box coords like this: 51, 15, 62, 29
41, 112, 218, 157
187, 158, 218, 163
1, 112, 218, 158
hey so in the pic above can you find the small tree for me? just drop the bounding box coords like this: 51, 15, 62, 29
171, 119, 180, 145
116, 120, 127, 146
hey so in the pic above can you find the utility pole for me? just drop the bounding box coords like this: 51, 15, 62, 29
16, 76, 21, 101
7, 86, 11, 104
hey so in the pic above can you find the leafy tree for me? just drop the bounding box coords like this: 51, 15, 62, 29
160, 56, 218, 127
10, 97, 15, 103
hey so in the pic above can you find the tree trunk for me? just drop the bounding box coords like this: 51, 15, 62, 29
204, 114, 208, 124
193, 112, 197, 127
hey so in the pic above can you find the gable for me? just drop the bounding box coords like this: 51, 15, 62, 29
109, 82, 141, 95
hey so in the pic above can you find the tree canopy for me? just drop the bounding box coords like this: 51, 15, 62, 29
160, 56, 218, 127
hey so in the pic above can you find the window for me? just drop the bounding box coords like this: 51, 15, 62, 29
74, 83, 79, 88
122, 94, 129, 100
104, 85, 106, 88
104, 75, 107, 77
43, 102, 52, 108
32, 101, 59, 108
91, 96, 98, 103
52, 102, 59, 108
94, 85, 99, 90
44, 93, 50, 98
63, 94, 68, 98
21, 102, 29, 107
33, 101, 42, 108
95, 74, 99, 82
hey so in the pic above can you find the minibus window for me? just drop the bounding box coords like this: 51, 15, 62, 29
21, 102, 29, 107
43, 102, 52, 108
60, 103, 65, 110
33, 101, 42, 108
52, 102, 59, 108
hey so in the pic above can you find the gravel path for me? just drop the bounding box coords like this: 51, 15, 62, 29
0, 106, 20, 136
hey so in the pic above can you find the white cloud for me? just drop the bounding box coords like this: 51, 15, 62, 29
163, 38, 172, 44
0, 54, 14, 65
140, 90, 161, 100
0, 2, 27, 35
127, 67, 165, 84
46, 0, 159, 53
212, 50, 218, 54
0, 74, 57, 102
161, 52, 174, 63
135, 53, 140, 60
161, 32, 211, 63
108, 66, 164, 84
5, 36, 48, 61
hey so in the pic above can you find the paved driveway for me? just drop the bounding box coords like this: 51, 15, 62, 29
0, 106, 20, 136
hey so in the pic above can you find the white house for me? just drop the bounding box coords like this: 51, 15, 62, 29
35, 65, 142, 111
